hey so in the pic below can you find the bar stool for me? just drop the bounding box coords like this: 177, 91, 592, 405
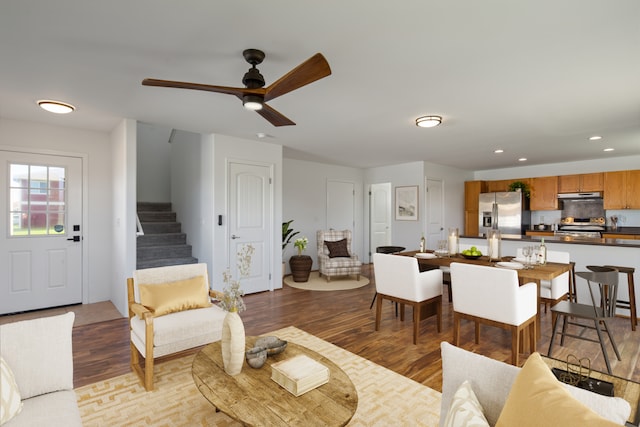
604, 265, 637, 331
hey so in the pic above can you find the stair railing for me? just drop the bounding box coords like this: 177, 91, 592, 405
136, 214, 144, 236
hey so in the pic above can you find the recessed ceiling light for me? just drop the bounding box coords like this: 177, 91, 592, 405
589, 135, 602, 141
494, 149, 504, 154
518, 157, 527, 162
415, 116, 442, 128
603, 148, 614, 152
37, 100, 75, 114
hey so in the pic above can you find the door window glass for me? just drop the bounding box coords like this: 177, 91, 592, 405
9, 163, 66, 236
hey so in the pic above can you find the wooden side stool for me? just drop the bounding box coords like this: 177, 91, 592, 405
604, 265, 637, 331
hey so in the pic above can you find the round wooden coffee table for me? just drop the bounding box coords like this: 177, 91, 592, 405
192, 336, 358, 426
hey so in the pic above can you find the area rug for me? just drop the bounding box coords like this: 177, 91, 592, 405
76, 326, 441, 426
284, 271, 370, 291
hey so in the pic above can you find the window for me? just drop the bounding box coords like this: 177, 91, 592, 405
9, 163, 66, 236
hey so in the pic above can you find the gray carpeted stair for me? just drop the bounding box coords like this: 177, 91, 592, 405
136, 202, 198, 269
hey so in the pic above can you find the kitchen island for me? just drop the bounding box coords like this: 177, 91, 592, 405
459, 233, 639, 320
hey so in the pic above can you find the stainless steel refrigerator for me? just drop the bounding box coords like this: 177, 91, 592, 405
478, 192, 531, 237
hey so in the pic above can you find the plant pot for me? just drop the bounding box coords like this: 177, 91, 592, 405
289, 255, 312, 282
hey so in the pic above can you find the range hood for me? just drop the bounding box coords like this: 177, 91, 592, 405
557, 192, 602, 200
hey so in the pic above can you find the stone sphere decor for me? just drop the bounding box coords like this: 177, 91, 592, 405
245, 347, 267, 369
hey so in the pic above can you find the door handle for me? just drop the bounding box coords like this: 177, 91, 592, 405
67, 236, 81, 242
231, 234, 240, 239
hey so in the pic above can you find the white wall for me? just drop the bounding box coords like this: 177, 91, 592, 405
213, 134, 283, 291
136, 123, 171, 202
110, 119, 137, 316
283, 159, 364, 271
362, 161, 472, 260
0, 117, 116, 308
473, 155, 640, 180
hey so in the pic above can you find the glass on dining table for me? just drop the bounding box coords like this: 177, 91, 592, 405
436, 239, 449, 257
522, 246, 532, 269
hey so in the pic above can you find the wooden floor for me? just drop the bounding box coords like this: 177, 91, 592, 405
3, 263, 640, 391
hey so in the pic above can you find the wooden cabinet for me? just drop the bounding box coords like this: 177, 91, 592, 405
485, 179, 511, 193
530, 176, 558, 210
525, 231, 554, 237
464, 181, 486, 236
558, 173, 603, 193
604, 170, 640, 209
464, 181, 486, 210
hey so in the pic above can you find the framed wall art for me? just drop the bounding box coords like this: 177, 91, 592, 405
395, 185, 418, 221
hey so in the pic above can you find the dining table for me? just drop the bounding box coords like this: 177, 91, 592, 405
400, 250, 573, 342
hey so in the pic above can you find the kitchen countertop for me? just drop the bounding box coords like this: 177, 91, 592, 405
462, 232, 640, 248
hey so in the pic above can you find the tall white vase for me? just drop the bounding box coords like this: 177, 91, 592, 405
221, 310, 245, 375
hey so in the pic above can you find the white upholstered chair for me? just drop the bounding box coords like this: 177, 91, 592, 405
449, 262, 537, 365
517, 248, 572, 312
127, 263, 227, 391
316, 229, 361, 282
373, 253, 443, 344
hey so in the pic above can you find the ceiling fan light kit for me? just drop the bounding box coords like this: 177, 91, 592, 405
142, 49, 331, 126
416, 115, 442, 128
38, 100, 75, 114
243, 94, 264, 110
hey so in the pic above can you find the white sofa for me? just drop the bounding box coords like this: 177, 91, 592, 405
440, 342, 631, 426
0, 312, 82, 426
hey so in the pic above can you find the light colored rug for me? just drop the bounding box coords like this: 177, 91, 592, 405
284, 271, 370, 291
76, 326, 441, 426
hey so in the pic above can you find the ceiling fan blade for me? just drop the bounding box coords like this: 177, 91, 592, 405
264, 53, 331, 102
142, 78, 265, 97
257, 104, 295, 127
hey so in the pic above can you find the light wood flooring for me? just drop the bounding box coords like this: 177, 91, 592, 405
2, 263, 639, 391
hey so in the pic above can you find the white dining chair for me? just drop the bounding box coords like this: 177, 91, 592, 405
450, 262, 537, 365
517, 248, 571, 312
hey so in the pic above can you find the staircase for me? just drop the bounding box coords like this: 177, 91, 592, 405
136, 202, 198, 269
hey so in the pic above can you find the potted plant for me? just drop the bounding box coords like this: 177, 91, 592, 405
282, 220, 300, 254
282, 220, 300, 276
289, 236, 312, 282
508, 181, 530, 199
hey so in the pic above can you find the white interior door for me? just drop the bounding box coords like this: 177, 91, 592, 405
426, 178, 444, 250
326, 180, 355, 232
0, 150, 83, 314
228, 162, 272, 294
370, 183, 391, 261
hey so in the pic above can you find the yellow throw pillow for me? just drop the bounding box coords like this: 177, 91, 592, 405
1, 356, 23, 424
496, 353, 621, 427
139, 275, 211, 317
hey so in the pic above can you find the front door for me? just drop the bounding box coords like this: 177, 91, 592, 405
228, 162, 272, 294
0, 150, 83, 314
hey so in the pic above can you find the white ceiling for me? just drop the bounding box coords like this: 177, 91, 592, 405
1, 1, 639, 170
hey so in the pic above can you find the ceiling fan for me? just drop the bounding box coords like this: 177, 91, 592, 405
142, 49, 331, 127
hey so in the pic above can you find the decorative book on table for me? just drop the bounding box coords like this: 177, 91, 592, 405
271, 355, 330, 396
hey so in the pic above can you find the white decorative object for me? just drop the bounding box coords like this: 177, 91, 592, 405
448, 228, 459, 255
271, 355, 330, 396
487, 229, 501, 261
221, 310, 245, 375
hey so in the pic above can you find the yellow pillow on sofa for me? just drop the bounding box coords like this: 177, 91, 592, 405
496, 353, 621, 427
139, 275, 211, 317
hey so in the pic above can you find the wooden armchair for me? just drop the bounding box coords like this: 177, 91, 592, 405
127, 263, 227, 391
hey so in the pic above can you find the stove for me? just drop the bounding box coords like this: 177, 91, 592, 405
556, 217, 605, 238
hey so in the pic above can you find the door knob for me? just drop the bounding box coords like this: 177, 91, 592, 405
67, 236, 81, 242
231, 234, 240, 239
